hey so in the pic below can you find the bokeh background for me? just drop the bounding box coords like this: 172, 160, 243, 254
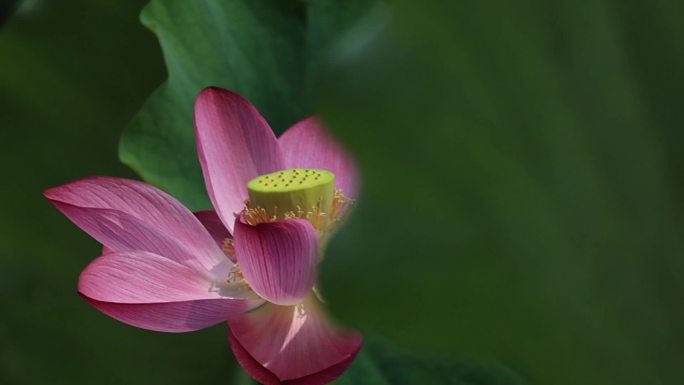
1, 1, 683, 385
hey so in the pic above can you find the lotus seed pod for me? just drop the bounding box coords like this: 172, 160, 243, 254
247, 168, 335, 226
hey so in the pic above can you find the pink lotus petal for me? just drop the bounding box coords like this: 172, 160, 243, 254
49, 202, 227, 275
79, 251, 262, 332
80, 251, 220, 302
279, 117, 360, 199
234, 219, 318, 306
195, 87, 285, 232
44, 177, 227, 273
194, 210, 236, 263
228, 333, 281, 385
228, 299, 363, 383
84, 297, 259, 333
229, 332, 360, 385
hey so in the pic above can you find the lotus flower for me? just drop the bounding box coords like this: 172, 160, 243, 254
44, 87, 363, 385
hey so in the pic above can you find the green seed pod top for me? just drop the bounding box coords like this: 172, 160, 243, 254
247, 168, 335, 224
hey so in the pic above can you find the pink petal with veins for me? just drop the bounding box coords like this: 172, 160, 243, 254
279, 117, 360, 199
195, 87, 285, 232
44, 177, 227, 273
85, 297, 258, 333
79, 250, 262, 332
234, 218, 318, 306
228, 298, 362, 384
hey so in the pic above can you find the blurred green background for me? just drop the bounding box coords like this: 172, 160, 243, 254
1, 0, 683, 385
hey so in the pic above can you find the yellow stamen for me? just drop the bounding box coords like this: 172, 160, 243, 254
330, 189, 353, 228
226, 263, 249, 290
241, 203, 276, 226
222, 238, 235, 258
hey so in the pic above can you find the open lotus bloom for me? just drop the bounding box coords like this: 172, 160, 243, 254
44, 87, 363, 385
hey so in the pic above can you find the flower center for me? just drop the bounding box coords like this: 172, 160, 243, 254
246, 168, 335, 228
